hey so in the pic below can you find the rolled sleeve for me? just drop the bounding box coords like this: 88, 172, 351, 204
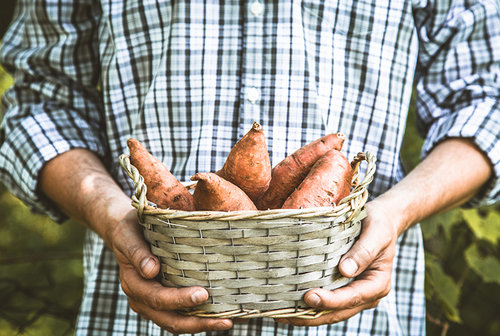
0, 0, 105, 221
0, 105, 106, 222
415, 0, 500, 206
421, 99, 500, 206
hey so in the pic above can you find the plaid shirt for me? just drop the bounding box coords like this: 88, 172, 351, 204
1, 0, 499, 335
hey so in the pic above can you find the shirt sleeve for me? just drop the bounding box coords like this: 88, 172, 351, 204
414, 0, 500, 207
0, 0, 107, 222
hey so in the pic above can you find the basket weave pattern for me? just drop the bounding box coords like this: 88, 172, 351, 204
119, 152, 376, 319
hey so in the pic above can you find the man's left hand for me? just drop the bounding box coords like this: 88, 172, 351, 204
275, 199, 398, 326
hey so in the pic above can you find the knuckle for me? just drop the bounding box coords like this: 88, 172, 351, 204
148, 313, 183, 333
161, 325, 176, 334
324, 312, 349, 324
171, 290, 184, 308
328, 315, 344, 324
370, 299, 381, 309
173, 288, 195, 308
166, 320, 182, 334
120, 280, 131, 297
381, 283, 392, 298
377, 280, 392, 299
349, 293, 364, 308
128, 300, 140, 314
149, 293, 163, 311
358, 244, 375, 262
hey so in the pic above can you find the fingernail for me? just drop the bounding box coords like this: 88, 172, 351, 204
342, 258, 358, 276
140, 257, 155, 275
191, 290, 207, 304
308, 293, 321, 307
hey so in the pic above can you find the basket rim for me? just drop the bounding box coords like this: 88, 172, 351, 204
118, 151, 376, 220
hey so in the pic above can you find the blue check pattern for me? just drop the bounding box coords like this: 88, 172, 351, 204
1, 0, 499, 335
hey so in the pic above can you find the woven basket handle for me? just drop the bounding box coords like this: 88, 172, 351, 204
350, 152, 376, 195
119, 154, 148, 219
337, 151, 376, 205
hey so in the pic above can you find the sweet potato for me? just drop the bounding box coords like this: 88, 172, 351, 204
255, 133, 345, 210
216, 122, 271, 202
191, 172, 257, 211
127, 138, 195, 210
281, 149, 352, 209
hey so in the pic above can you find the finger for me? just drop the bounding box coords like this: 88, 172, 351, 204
111, 210, 160, 279
279, 300, 381, 327
304, 273, 391, 311
120, 266, 209, 310
128, 298, 233, 334
338, 216, 394, 278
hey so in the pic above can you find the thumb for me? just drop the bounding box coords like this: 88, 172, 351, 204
338, 244, 371, 278
136, 252, 160, 280
111, 211, 160, 279
338, 224, 382, 278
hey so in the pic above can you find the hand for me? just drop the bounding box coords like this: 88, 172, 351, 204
108, 209, 233, 334
39, 149, 233, 333
276, 199, 398, 326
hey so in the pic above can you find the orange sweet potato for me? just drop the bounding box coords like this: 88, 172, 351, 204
255, 133, 345, 210
281, 149, 352, 209
127, 138, 195, 210
216, 122, 271, 202
191, 172, 257, 211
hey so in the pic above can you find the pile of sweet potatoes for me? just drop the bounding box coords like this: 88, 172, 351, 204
127, 122, 354, 211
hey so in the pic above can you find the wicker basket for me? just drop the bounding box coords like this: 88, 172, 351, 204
119, 151, 376, 319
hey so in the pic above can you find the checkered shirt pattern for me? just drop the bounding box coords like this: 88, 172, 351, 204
1, 0, 499, 335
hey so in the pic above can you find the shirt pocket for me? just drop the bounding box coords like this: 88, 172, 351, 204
301, 0, 372, 38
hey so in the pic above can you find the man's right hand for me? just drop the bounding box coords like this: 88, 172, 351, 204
108, 209, 233, 334
40, 149, 233, 334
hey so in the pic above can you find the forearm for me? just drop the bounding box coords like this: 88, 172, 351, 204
39, 148, 132, 247
376, 138, 493, 236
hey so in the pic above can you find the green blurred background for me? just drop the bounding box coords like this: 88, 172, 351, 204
1, 2, 499, 335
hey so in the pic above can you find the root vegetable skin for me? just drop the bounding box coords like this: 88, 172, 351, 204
281, 149, 352, 209
191, 172, 257, 211
127, 138, 195, 210
255, 133, 345, 210
217, 122, 271, 202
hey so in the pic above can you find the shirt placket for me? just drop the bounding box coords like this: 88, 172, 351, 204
238, 0, 265, 137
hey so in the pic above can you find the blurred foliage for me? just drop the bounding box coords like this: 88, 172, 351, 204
1, 2, 500, 335
0, 182, 85, 335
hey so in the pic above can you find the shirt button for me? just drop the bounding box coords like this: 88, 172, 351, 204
250, 1, 264, 17
246, 87, 261, 104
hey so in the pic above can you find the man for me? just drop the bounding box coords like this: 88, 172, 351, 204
1, 0, 498, 335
